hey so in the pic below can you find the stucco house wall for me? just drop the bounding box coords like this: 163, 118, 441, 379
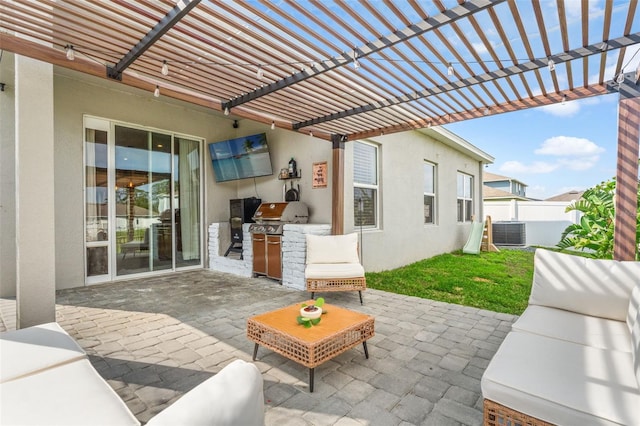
345, 130, 487, 272
2, 54, 491, 294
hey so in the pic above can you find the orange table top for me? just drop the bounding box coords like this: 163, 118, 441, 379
247, 301, 373, 344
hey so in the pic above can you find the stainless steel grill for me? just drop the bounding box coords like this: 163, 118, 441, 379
249, 202, 309, 235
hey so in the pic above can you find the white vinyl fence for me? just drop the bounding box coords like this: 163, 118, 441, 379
484, 200, 582, 248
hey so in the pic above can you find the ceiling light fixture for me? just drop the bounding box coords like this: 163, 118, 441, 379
65, 45, 75, 61
616, 72, 625, 84
309, 131, 313, 137
223, 106, 230, 116
447, 63, 454, 76
271, 121, 275, 130
256, 65, 264, 80
161, 60, 169, 76
561, 93, 567, 105
153, 85, 160, 97
548, 58, 555, 72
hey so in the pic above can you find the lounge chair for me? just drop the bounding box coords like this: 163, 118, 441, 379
305, 233, 366, 304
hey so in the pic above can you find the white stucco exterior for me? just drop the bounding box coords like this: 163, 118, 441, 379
1, 53, 493, 308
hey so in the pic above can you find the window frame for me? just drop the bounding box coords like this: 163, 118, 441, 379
353, 141, 380, 230
457, 172, 474, 223
423, 161, 437, 225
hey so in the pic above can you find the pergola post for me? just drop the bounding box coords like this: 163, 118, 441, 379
613, 71, 640, 261
331, 135, 346, 235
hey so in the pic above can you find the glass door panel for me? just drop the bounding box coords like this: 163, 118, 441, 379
175, 137, 201, 267
85, 126, 110, 280
150, 132, 172, 271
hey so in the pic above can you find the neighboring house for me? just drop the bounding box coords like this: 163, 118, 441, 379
483, 185, 529, 202
483, 172, 528, 199
1, 53, 493, 296
545, 190, 584, 202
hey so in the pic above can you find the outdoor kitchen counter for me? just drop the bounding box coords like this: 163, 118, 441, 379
208, 222, 331, 290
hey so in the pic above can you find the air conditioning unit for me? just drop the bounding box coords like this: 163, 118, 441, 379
492, 222, 526, 245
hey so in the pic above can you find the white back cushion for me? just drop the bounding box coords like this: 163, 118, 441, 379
528, 249, 640, 321
628, 283, 640, 387
306, 233, 360, 264
146, 359, 264, 426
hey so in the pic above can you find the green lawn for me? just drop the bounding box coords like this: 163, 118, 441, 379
365, 249, 535, 315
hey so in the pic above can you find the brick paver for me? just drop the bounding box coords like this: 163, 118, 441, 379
0, 269, 517, 425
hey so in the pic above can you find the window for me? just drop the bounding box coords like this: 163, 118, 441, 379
457, 172, 473, 222
424, 162, 436, 224
354, 141, 378, 228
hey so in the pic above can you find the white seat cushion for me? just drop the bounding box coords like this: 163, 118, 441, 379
0, 322, 86, 383
529, 250, 640, 321
306, 233, 360, 264
482, 331, 640, 426
513, 305, 631, 352
0, 359, 140, 425
147, 359, 264, 426
305, 263, 365, 279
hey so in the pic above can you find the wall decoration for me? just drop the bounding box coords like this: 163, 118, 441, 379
312, 162, 327, 188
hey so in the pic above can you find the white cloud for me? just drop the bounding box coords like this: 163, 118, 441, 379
499, 161, 558, 174
526, 184, 549, 200
472, 42, 488, 55
558, 156, 601, 171
541, 100, 581, 117
535, 136, 605, 156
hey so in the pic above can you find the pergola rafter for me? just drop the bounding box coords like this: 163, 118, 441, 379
221, 0, 505, 112
293, 34, 640, 130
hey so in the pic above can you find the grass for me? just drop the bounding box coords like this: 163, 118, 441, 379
365, 249, 535, 315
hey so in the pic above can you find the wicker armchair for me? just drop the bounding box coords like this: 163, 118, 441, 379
305, 233, 366, 304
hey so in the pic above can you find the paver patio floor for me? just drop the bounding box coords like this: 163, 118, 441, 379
0, 270, 517, 425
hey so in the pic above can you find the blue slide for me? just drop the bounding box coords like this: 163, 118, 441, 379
463, 221, 484, 254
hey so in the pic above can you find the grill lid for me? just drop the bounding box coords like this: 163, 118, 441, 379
252, 201, 309, 223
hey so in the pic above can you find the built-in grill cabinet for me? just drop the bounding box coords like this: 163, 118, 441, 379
252, 233, 282, 279
250, 202, 309, 281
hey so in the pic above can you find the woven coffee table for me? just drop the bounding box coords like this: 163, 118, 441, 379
247, 301, 375, 392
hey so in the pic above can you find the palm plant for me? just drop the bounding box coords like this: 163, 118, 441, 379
557, 177, 640, 260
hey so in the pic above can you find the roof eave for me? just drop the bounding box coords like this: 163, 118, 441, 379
417, 127, 494, 164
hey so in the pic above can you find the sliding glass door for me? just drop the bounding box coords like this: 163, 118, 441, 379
84, 117, 202, 284
175, 137, 201, 268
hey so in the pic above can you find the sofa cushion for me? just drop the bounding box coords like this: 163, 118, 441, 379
146, 359, 264, 426
306, 233, 360, 264
305, 263, 365, 279
528, 249, 640, 321
0, 359, 140, 425
0, 322, 86, 383
482, 331, 640, 426
629, 283, 640, 387
512, 305, 631, 352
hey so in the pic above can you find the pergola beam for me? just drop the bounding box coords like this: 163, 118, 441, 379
222, 0, 505, 111
106, 0, 201, 80
294, 33, 640, 130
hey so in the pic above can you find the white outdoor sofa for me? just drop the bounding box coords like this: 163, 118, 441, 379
481, 249, 640, 425
0, 322, 265, 425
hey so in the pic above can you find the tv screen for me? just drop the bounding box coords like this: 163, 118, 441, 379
208, 133, 273, 182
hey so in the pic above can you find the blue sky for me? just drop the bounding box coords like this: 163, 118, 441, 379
446, 91, 624, 200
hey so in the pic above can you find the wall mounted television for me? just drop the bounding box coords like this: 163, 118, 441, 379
208, 133, 273, 182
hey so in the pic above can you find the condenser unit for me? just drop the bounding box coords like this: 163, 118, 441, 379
492, 222, 526, 245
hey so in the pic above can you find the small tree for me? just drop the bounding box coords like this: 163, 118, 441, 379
557, 177, 640, 260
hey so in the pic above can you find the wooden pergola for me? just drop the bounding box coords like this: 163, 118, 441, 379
1, 0, 638, 259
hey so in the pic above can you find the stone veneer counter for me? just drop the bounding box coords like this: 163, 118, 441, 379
208, 223, 330, 290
